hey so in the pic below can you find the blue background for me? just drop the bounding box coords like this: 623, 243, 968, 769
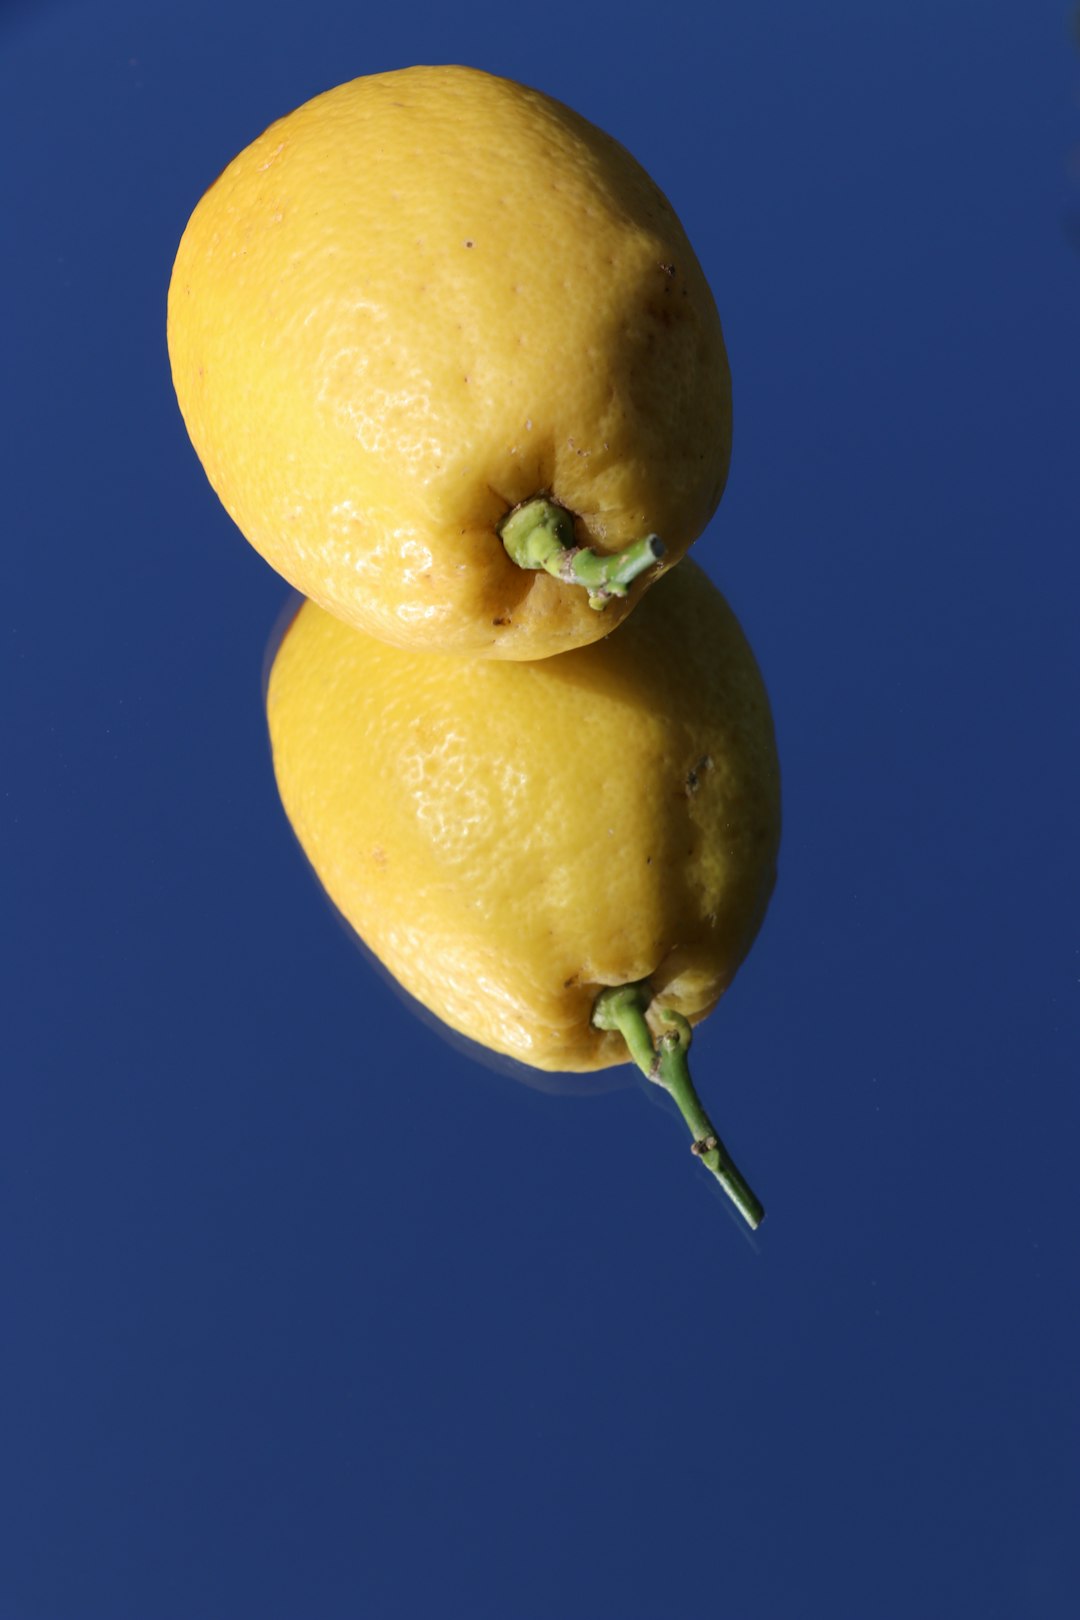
3, 2, 1078, 1615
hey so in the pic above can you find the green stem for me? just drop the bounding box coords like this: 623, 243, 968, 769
591, 983, 657, 1072
593, 984, 765, 1230
498, 498, 664, 610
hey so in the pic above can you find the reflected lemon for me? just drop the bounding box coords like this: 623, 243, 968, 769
169, 66, 731, 659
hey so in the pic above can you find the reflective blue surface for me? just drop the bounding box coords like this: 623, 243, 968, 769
3, 2, 1078, 1615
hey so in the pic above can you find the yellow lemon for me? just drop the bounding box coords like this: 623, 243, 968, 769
169, 66, 732, 659
266, 560, 779, 1077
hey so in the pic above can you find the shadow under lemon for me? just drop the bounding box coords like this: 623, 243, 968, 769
262, 561, 780, 1223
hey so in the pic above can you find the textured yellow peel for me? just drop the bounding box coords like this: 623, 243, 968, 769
266, 562, 780, 1071
169, 66, 732, 659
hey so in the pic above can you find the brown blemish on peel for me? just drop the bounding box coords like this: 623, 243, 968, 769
685, 755, 714, 796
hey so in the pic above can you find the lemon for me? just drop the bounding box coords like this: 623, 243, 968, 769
169, 66, 732, 659
266, 560, 779, 1075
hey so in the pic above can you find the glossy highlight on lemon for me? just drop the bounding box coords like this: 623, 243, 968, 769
169, 66, 732, 659
266, 562, 780, 1072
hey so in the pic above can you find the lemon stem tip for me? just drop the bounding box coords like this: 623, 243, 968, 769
498, 497, 663, 610
593, 983, 765, 1229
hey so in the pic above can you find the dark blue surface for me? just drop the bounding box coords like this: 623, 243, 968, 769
3, 2, 1078, 1616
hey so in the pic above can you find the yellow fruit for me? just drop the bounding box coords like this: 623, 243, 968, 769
266, 561, 780, 1073
169, 66, 732, 660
